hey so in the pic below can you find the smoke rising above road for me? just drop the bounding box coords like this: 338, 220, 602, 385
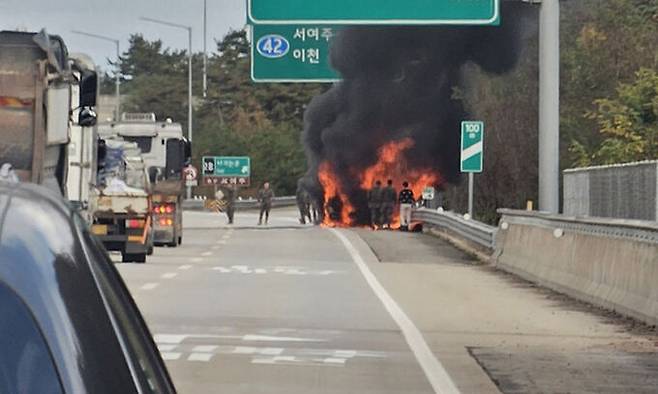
300, 4, 531, 226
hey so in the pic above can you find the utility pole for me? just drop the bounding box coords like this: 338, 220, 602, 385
538, 0, 560, 213
71, 30, 121, 120
140, 16, 194, 143
203, 0, 208, 98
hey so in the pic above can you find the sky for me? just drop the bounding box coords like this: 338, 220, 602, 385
0, 0, 247, 71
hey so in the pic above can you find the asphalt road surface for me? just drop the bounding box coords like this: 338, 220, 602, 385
115, 208, 658, 394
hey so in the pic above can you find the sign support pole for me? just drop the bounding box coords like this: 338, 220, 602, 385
539, 0, 560, 213
468, 173, 474, 218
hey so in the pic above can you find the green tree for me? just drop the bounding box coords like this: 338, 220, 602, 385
573, 68, 658, 165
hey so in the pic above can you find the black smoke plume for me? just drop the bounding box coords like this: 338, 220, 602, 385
301, 4, 532, 224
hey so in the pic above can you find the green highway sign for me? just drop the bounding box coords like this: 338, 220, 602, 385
251, 24, 341, 82
461, 121, 484, 173
248, 0, 499, 25
202, 156, 251, 186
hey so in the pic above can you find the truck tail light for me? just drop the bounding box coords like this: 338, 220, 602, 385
158, 218, 174, 226
153, 204, 175, 215
126, 219, 146, 229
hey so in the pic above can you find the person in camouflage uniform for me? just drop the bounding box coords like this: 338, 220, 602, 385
257, 181, 275, 225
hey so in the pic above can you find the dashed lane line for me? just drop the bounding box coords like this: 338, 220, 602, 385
201, 251, 213, 257
329, 228, 460, 394
161, 352, 182, 361
161, 272, 178, 279
191, 257, 204, 263
178, 265, 192, 270
140, 283, 159, 290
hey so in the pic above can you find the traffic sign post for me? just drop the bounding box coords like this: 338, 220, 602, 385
248, 0, 499, 25
202, 156, 251, 186
251, 24, 341, 82
461, 121, 484, 218
183, 165, 198, 199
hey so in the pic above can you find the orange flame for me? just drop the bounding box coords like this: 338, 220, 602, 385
320, 138, 441, 228
318, 162, 355, 227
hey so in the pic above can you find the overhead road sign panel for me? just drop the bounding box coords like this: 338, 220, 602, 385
251, 24, 342, 83
248, 0, 499, 25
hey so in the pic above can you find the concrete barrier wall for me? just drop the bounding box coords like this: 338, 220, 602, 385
495, 209, 658, 326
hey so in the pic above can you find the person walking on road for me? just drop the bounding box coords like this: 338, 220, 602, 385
367, 180, 384, 229
381, 179, 397, 229
398, 181, 415, 231
258, 181, 275, 225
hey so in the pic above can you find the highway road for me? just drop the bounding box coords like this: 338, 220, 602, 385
116, 208, 658, 394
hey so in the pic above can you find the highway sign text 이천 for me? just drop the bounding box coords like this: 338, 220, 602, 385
461, 121, 484, 173
248, 0, 499, 25
202, 156, 251, 186
251, 24, 341, 82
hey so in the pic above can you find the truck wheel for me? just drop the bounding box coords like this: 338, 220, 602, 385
177, 236, 182, 245
122, 253, 147, 263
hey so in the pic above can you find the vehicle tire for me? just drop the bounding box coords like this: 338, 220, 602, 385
177, 236, 182, 245
147, 245, 154, 255
122, 253, 147, 263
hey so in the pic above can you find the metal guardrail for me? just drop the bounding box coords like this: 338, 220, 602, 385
183, 196, 297, 211
412, 208, 497, 251
498, 208, 658, 244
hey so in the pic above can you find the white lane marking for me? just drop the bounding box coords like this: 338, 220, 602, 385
192, 345, 218, 353
323, 357, 347, 365
252, 356, 297, 364
233, 346, 259, 354
157, 344, 177, 352
161, 352, 182, 361
242, 335, 326, 343
212, 266, 231, 273
188, 353, 213, 362
254, 268, 267, 274
222, 234, 231, 240
211, 245, 221, 250
178, 264, 192, 270
154, 334, 187, 344
217, 240, 227, 245
201, 251, 212, 257
191, 257, 203, 263
141, 283, 159, 291
261, 347, 284, 355
161, 272, 178, 279
329, 228, 460, 394
334, 350, 357, 358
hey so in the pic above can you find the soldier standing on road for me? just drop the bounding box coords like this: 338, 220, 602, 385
223, 185, 237, 225
296, 180, 312, 225
257, 181, 275, 225
398, 181, 415, 231
367, 180, 384, 229
381, 179, 397, 229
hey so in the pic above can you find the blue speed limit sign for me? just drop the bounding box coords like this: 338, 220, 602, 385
256, 34, 290, 58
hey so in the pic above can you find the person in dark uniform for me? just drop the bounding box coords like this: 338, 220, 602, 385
381, 179, 397, 229
257, 181, 275, 225
296, 180, 312, 225
367, 180, 384, 229
398, 181, 415, 231
223, 185, 237, 225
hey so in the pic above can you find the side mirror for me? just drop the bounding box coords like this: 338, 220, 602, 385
79, 108, 97, 127
79, 71, 98, 107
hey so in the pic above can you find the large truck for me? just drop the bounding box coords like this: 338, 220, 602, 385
0, 30, 97, 192
90, 139, 154, 263
66, 53, 99, 221
99, 113, 190, 247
